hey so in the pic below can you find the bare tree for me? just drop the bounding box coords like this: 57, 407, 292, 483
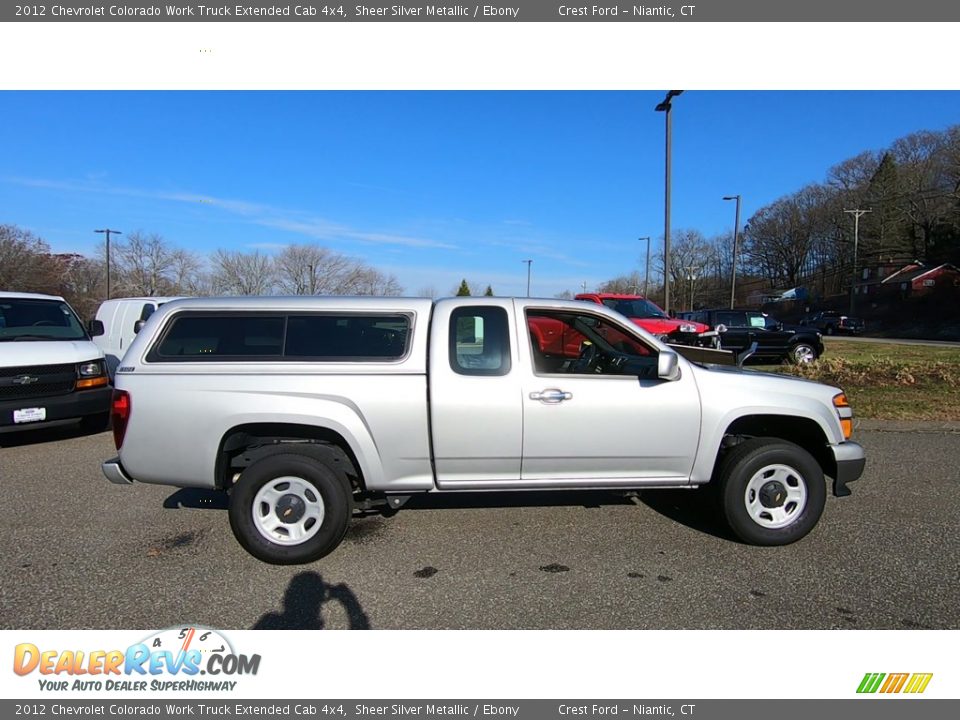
273, 243, 403, 296
170, 249, 210, 296
211, 249, 275, 295
0, 224, 60, 292
108, 231, 181, 296
598, 272, 644, 294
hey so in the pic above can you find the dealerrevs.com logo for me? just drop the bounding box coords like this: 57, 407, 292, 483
857, 673, 933, 694
13, 627, 260, 692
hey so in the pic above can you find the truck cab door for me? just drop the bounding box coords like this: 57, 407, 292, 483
428, 300, 523, 488
519, 304, 701, 486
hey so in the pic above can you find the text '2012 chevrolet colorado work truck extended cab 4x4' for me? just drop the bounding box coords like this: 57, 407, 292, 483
102, 296, 865, 564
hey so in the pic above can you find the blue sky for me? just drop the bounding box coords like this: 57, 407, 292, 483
2, 90, 958, 297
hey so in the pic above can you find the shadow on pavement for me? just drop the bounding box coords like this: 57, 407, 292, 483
0, 420, 107, 448
164, 488, 229, 510
635, 488, 736, 542
400, 489, 636, 512
253, 571, 370, 630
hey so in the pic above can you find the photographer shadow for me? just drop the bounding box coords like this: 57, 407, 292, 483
253, 571, 370, 630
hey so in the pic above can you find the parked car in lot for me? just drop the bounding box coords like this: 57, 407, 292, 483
801, 311, 864, 336
678, 308, 824, 364
102, 296, 865, 563
0, 291, 111, 433
90, 296, 185, 377
575, 292, 715, 346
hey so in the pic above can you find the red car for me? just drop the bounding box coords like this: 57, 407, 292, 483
575, 293, 713, 345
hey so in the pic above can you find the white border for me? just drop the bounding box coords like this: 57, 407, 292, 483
0, 22, 958, 90
1, 16, 957, 702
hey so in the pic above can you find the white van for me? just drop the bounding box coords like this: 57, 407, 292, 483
91, 297, 185, 376
0, 291, 112, 433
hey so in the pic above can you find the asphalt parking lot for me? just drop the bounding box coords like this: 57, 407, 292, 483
1, 421, 958, 630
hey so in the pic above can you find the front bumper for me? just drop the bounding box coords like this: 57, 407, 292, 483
830, 441, 866, 497
102, 456, 134, 485
0, 387, 112, 429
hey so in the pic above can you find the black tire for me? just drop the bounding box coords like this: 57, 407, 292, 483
80, 412, 110, 434
788, 342, 819, 365
229, 452, 352, 564
716, 438, 826, 546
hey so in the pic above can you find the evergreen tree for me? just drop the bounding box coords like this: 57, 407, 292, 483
483, 285, 494, 296
456, 279, 471, 296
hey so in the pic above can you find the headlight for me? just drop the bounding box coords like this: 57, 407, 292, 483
78, 361, 104, 377
679, 323, 697, 333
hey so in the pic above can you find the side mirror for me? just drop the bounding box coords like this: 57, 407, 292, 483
657, 349, 681, 381
133, 320, 146, 335
88, 319, 105, 337
715, 323, 728, 334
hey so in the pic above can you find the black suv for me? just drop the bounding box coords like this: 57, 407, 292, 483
678, 309, 824, 364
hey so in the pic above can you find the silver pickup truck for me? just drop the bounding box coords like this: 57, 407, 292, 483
102, 296, 865, 564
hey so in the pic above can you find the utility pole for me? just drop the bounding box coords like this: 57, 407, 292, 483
581, 281, 588, 294
655, 90, 683, 314
522, 259, 532, 297
94, 228, 122, 300
639, 236, 651, 296
723, 195, 741, 309
844, 209, 871, 314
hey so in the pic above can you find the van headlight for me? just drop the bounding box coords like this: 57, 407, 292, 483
78, 361, 104, 377
76, 360, 109, 389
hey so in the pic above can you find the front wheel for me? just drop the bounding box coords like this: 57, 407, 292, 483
717, 438, 826, 546
229, 452, 352, 564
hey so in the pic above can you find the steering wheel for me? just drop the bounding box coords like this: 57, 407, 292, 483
572, 342, 600, 373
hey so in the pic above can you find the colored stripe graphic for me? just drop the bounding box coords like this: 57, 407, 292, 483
880, 673, 909, 693
904, 673, 933, 694
857, 673, 885, 693
857, 672, 933, 694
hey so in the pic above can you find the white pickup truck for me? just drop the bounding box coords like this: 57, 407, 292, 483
102, 296, 865, 564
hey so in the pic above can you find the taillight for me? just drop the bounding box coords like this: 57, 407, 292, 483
111, 390, 131, 450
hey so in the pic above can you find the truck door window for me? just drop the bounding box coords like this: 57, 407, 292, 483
449, 307, 511, 376
527, 310, 655, 377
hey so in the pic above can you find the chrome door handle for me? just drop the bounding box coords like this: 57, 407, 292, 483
529, 388, 572, 404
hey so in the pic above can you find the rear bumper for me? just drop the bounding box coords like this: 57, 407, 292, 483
830, 441, 866, 497
102, 456, 134, 485
0, 387, 111, 429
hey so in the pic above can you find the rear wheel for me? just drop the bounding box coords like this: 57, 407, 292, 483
229, 452, 351, 564
789, 342, 818, 365
717, 438, 826, 546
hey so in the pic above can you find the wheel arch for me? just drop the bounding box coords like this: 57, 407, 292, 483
216, 422, 370, 493
713, 414, 835, 482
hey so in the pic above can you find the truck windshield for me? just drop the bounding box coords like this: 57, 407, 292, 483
0, 299, 88, 341
601, 298, 668, 319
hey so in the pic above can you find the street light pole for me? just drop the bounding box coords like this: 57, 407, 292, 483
683, 265, 698, 311
522, 259, 532, 297
655, 91, 683, 315
844, 209, 871, 314
639, 236, 651, 296
723, 195, 742, 309
94, 228, 122, 300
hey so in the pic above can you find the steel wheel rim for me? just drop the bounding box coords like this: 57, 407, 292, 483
252, 476, 325, 546
793, 345, 816, 363
743, 463, 807, 529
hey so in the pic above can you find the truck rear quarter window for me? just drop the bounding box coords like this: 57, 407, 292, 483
148, 312, 411, 361
449, 307, 511, 376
